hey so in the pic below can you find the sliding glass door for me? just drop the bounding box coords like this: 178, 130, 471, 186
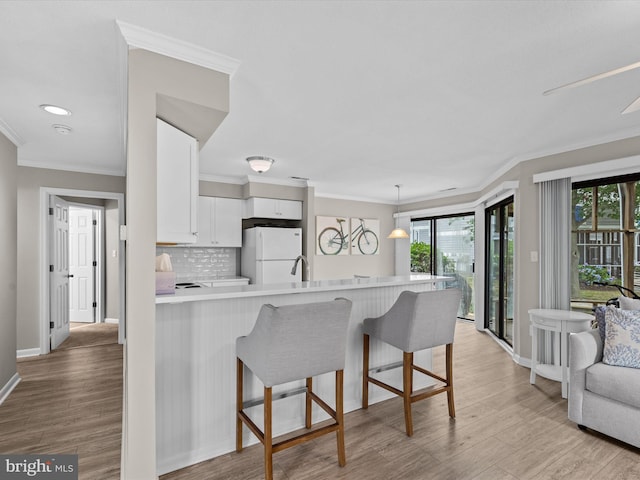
411, 214, 475, 320
485, 197, 514, 345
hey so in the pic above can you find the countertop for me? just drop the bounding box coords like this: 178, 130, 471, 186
156, 274, 449, 304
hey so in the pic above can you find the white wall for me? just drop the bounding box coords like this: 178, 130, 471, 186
0, 132, 18, 397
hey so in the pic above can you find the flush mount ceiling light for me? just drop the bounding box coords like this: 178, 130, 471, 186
246, 156, 274, 173
52, 124, 73, 135
40, 104, 72, 116
388, 184, 410, 239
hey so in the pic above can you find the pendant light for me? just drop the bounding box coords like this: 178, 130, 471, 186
388, 184, 409, 239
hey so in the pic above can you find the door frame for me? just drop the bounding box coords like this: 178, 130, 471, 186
40, 187, 125, 354
410, 212, 476, 320
68, 203, 104, 325
484, 196, 515, 345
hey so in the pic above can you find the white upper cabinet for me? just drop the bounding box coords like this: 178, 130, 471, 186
157, 118, 199, 244
196, 196, 242, 247
243, 197, 302, 220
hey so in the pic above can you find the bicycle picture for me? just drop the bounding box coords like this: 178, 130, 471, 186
317, 217, 379, 255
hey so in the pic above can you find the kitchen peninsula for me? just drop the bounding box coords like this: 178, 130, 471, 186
156, 274, 448, 475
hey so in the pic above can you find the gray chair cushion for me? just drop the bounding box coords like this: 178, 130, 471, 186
236, 298, 352, 387
362, 289, 461, 352
586, 362, 640, 409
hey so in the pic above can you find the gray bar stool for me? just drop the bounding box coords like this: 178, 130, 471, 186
362, 289, 461, 436
236, 298, 353, 480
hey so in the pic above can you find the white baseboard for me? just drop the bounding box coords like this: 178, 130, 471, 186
17, 348, 41, 358
0, 373, 21, 406
482, 329, 532, 368
105, 318, 120, 325
513, 353, 532, 369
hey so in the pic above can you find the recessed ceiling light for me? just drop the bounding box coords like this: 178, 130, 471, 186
40, 104, 72, 116
52, 124, 73, 135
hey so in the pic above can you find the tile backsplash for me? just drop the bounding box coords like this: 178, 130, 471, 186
156, 246, 238, 281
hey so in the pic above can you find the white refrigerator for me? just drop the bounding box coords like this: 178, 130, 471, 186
241, 227, 302, 284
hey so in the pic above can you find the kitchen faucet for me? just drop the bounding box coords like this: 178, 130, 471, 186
291, 255, 310, 280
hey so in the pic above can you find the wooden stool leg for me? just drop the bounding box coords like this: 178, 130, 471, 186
336, 370, 346, 467
362, 334, 370, 409
403, 351, 414, 437
446, 343, 455, 418
264, 386, 273, 480
236, 358, 243, 452
305, 377, 313, 429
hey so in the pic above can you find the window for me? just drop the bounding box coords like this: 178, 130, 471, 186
571, 174, 640, 306
410, 214, 475, 320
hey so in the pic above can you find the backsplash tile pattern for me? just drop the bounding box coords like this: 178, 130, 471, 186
156, 246, 238, 281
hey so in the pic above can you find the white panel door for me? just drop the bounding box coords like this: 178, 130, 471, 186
69, 206, 95, 323
50, 196, 71, 350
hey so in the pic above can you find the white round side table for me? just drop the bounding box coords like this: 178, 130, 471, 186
528, 308, 594, 399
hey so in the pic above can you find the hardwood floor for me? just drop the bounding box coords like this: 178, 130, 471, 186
161, 322, 640, 480
62, 322, 119, 350
1, 323, 122, 479
2, 322, 638, 479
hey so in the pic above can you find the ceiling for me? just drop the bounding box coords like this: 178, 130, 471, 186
2, 1, 640, 204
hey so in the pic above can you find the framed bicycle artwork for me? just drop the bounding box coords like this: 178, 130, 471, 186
316, 216, 380, 256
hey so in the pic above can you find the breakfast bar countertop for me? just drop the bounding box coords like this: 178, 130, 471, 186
155, 273, 448, 475
155, 274, 448, 304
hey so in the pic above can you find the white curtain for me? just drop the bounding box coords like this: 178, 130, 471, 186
539, 178, 571, 309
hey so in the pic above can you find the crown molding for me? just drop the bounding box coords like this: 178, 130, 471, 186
199, 173, 246, 185
18, 158, 126, 177
0, 116, 25, 147
314, 190, 391, 205
199, 173, 309, 188
116, 20, 241, 76
532, 154, 640, 184
404, 129, 640, 206
398, 181, 519, 219
246, 174, 309, 188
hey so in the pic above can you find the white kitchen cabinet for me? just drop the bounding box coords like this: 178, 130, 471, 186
157, 118, 199, 244
243, 197, 302, 220
196, 196, 242, 247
